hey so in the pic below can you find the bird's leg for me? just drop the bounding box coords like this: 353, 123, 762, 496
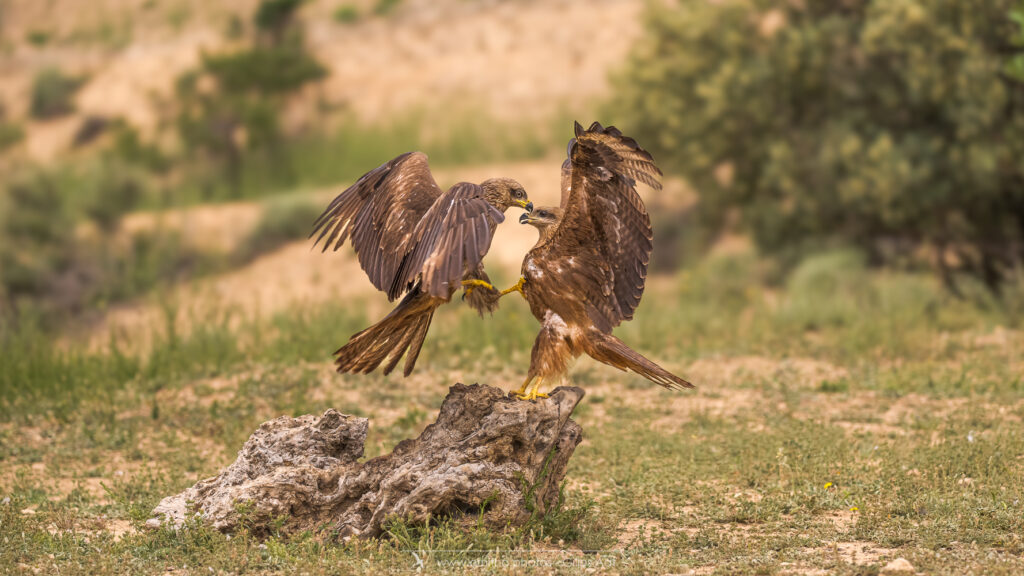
498, 277, 526, 299
511, 376, 533, 397
528, 378, 549, 400
514, 376, 549, 401
461, 278, 496, 299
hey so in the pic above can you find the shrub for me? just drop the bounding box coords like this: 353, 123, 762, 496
373, 0, 401, 16
255, 0, 304, 39
333, 5, 360, 24
1011, 2, 1024, 79
615, 0, 1024, 292
0, 122, 24, 152
26, 30, 50, 46
202, 48, 325, 95
175, 0, 325, 198
0, 172, 73, 302
30, 68, 84, 119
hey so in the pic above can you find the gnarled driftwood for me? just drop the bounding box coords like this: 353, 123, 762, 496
148, 383, 584, 538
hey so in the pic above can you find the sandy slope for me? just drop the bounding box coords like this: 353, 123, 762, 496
1, 0, 644, 161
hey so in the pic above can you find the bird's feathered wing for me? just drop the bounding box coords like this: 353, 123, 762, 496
550, 121, 661, 332
395, 182, 505, 298
310, 152, 440, 299
310, 153, 503, 300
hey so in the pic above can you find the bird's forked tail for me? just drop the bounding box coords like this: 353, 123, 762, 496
334, 288, 437, 377
583, 330, 693, 390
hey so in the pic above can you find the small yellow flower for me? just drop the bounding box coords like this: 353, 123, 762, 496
824, 482, 833, 490
850, 506, 859, 512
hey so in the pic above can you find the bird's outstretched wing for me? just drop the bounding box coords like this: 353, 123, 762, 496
310, 151, 442, 300
396, 182, 505, 299
550, 121, 662, 332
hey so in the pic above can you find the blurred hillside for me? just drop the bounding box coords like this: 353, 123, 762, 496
0, 0, 640, 162
0, 0, 650, 324
2, 0, 1024, 329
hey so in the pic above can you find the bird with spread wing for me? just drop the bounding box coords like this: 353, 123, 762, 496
498, 122, 694, 400
310, 151, 531, 376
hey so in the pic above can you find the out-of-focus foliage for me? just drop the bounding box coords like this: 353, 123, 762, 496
175, 0, 325, 198
254, 0, 304, 41
333, 4, 360, 24
374, 0, 403, 17
616, 0, 1024, 292
0, 104, 25, 153
0, 162, 205, 320
1011, 2, 1024, 79
0, 123, 23, 152
0, 173, 73, 301
30, 68, 85, 119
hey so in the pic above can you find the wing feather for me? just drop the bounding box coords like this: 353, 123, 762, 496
399, 183, 505, 299
310, 151, 442, 300
549, 122, 661, 331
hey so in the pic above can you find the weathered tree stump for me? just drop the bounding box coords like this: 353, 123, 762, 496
148, 383, 584, 538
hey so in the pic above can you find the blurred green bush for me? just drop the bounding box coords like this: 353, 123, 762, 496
175, 0, 325, 198
30, 68, 85, 119
0, 122, 24, 152
0, 163, 213, 322
616, 0, 1024, 293
333, 5, 360, 24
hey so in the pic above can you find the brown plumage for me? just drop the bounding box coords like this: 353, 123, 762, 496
311, 151, 531, 376
513, 122, 693, 398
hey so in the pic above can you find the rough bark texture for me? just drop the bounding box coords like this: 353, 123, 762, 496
148, 383, 584, 538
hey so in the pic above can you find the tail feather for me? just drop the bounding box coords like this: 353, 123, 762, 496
584, 331, 693, 390
334, 288, 437, 376
399, 310, 434, 376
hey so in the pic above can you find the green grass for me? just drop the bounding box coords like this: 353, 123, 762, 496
2, 252, 1023, 574
191, 110, 555, 206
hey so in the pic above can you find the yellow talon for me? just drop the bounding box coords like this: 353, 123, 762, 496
462, 279, 496, 300
511, 376, 532, 396
513, 377, 548, 400
462, 279, 496, 291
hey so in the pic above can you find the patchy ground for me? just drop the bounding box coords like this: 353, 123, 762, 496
4, 287, 1023, 574
5, 163, 1024, 575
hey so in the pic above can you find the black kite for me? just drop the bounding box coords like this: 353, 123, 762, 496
310, 151, 531, 376
507, 122, 693, 399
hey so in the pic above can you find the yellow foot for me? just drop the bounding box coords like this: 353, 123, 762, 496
499, 277, 526, 298
461, 279, 495, 300
515, 390, 549, 401
510, 376, 533, 397
513, 377, 548, 400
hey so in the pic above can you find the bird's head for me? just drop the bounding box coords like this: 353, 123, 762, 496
482, 177, 532, 212
519, 206, 563, 237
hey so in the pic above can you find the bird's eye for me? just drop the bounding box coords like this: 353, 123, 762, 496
514, 189, 523, 198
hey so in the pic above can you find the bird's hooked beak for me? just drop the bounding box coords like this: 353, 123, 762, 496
519, 212, 533, 224
514, 199, 534, 211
